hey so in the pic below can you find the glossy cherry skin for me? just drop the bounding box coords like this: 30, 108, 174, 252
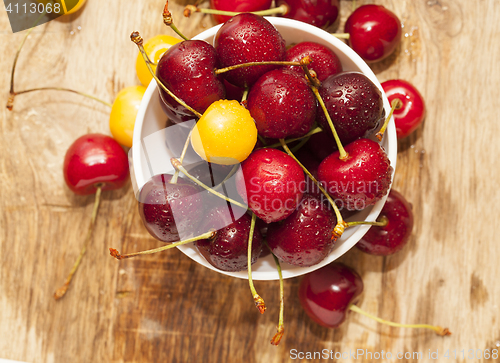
247, 69, 316, 139
317, 138, 393, 211
345, 4, 401, 63
277, 0, 340, 29
267, 194, 337, 267
317, 72, 384, 146
285, 41, 342, 82
138, 174, 205, 243
214, 13, 286, 88
156, 40, 225, 119
196, 207, 263, 272
299, 262, 363, 328
382, 79, 425, 139
63, 134, 129, 195
236, 148, 304, 223
210, 0, 273, 24
356, 189, 413, 255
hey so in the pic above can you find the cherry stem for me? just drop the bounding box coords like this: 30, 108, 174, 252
8, 87, 112, 110
170, 129, 193, 184
310, 85, 348, 160
376, 98, 401, 141
163, 1, 189, 41
184, 4, 288, 18
349, 304, 451, 336
170, 157, 248, 209
270, 251, 285, 345
131, 31, 202, 118
267, 126, 323, 149
215, 61, 302, 75
290, 135, 310, 154
347, 215, 389, 228
54, 185, 102, 300
9, 12, 45, 97
241, 88, 249, 103
300, 57, 321, 89
279, 139, 347, 241
109, 230, 216, 260
248, 213, 266, 314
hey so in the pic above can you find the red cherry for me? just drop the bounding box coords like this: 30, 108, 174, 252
236, 148, 304, 223
196, 206, 263, 272
63, 134, 129, 195
299, 262, 363, 328
210, 0, 273, 24
214, 13, 286, 88
267, 194, 337, 267
317, 138, 393, 211
247, 68, 316, 139
156, 40, 225, 120
382, 79, 426, 139
285, 41, 342, 82
277, 0, 340, 29
356, 189, 414, 255
345, 4, 402, 63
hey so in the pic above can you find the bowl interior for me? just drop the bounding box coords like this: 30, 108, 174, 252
131, 17, 397, 280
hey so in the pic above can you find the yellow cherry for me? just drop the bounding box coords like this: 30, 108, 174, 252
109, 86, 146, 148
191, 100, 257, 165
135, 35, 181, 87
36, 0, 86, 15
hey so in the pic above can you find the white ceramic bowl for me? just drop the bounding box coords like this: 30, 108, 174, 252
131, 17, 397, 281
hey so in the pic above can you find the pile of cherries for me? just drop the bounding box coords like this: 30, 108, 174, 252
7, 0, 436, 345
117, 1, 440, 344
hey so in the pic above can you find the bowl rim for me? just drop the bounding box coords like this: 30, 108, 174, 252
132, 16, 397, 280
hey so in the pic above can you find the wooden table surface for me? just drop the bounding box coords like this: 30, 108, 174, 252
1, 1, 499, 362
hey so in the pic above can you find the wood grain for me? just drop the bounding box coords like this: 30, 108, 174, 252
1, 1, 500, 362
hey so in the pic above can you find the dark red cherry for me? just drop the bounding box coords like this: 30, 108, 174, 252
196, 206, 263, 272
317, 72, 384, 146
317, 138, 392, 211
295, 148, 323, 199
345, 4, 402, 63
156, 40, 225, 118
236, 148, 304, 223
63, 134, 129, 195
299, 262, 363, 328
356, 189, 413, 255
247, 68, 316, 139
381, 79, 425, 139
285, 41, 342, 82
138, 174, 204, 243
214, 13, 286, 88
210, 0, 273, 24
277, 0, 340, 29
267, 194, 337, 267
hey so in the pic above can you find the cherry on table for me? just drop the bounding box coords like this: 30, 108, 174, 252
345, 4, 402, 63
382, 79, 426, 139
299, 262, 363, 328
55, 133, 129, 300
356, 189, 414, 255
